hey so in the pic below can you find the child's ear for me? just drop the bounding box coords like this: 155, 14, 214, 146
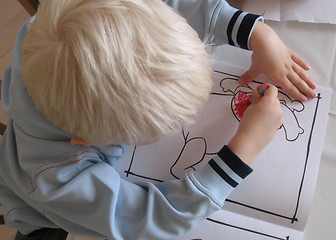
70, 137, 91, 146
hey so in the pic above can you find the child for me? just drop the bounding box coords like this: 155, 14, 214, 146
0, 0, 315, 239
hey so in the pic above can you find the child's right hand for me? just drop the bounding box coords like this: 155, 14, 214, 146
228, 84, 282, 165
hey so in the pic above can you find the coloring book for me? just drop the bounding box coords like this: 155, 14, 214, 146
71, 62, 332, 240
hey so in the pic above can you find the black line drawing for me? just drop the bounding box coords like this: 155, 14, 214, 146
225, 199, 297, 223
121, 69, 323, 239
206, 218, 290, 240
291, 91, 321, 223
212, 71, 305, 142
170, 128, 217, 179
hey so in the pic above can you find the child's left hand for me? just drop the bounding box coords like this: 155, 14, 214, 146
238, 21, 317, 102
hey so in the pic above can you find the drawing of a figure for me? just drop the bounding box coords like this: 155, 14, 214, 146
126, 74, 307, 181
215, 77, 305, 142
170, 75, 306, 178
170, 129, 217, 179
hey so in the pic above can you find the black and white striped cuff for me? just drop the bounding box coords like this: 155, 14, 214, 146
227, 11, 263, 50
210, 145, 252, 185
190, 145, 253, 206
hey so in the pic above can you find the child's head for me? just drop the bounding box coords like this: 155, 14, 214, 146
21, 0, 213, 145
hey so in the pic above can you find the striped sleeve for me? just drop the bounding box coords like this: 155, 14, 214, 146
189, 145, 252, 207
225, 11, 263, 50
213, 3, 264, 49
163, 0, 263, 49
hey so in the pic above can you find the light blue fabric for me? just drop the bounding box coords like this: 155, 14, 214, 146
0, 1, 257, 239
164, 0, 237, 44
163, 0, 263, 47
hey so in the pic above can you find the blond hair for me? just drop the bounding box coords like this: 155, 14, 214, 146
21, 0, 213, 145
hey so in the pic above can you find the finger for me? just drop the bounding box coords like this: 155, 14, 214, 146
261, 84, 278, 99
260, 85, 282, 124
238, 67, 260, 85
281, 75, 308, 102
291, 52, 311, 71
287, 70, 317, 100
292, 64, 317, 90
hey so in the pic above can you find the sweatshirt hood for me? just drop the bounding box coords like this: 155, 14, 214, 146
1, 18, 73, 142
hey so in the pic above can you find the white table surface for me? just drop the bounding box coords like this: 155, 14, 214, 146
68, 20, 336, 240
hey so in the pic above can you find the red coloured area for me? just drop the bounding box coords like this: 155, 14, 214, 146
233, 91, 252, 120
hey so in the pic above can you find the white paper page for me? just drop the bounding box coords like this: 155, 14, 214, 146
216, 69, 332, 231
68, 210, 304, 240
242, 0, 336, 24
176, 210, 303, 240
114, 62, 332, 233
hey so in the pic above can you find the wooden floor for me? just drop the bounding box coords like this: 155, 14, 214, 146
0, 1, 30, 239
0, 0, 30, 129
0, 0, 30, 76
0, 0, 30, 127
